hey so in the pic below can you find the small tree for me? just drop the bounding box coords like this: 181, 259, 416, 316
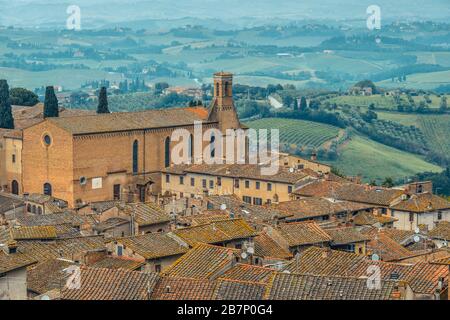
97, 87, 110, 114
382, 177, 394, 188
43, 86, 59, 118
0, 80, 14, 129
9, 87, 39, 106
440, 96, 447, 113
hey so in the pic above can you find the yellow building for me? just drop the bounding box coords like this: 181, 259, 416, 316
0, 129, 23, 195
162, 163, 317, 205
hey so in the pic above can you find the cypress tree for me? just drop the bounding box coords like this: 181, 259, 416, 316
97, 87, 110, 114
44, 86, 59, 118
0, 80, 14, 129
299, 96, 307, 111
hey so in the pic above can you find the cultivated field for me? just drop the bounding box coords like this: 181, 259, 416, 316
244, 118, 340, 148
418, 115, 450, 157
326, 135, 443, 182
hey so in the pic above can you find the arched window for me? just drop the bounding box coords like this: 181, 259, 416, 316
188, 134, 193, 163
210, 134, 215, 158
164, 137, 170, 168
11, 180, 19, 195
32, 205, 36, 214
216, 83, 220, 96
27, 204, 31, 212
43, 183, 52, 196
132, 140, 139, 174
224, 82, 229, 96
37, 207, 42, 215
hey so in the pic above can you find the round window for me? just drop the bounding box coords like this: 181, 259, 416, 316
43, 135, 52, 146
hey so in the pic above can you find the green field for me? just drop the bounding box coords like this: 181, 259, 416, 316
244, 118, 340, 148
375, 112, 450, 158
376, 111, 420, 127
327, 95, 398, 109
327, 135, 443, 181
326, 94, 449, 110
417, 115, 450, 157
377, 70, 450, 90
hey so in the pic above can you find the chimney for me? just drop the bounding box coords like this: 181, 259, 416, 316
437, 277, 445, 290
5, 240, 18, 254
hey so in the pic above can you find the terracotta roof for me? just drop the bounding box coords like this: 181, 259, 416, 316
14, 211, 85, 227
400, 262, 448, 294
124, 202, 171, 227
10, 226, 58, 240
428, 221, 450, 241
391, 193, 450, 213
283, 246, 366, 276
93, 217, 129, 232
165, 163, 312, 184
151, 276, 216, 300
432, 256, 450, 265
188, 213, 232, 225
89, 200, 121, 213
42, 107, 210, 135
89, 256, 145, 271
254, 232, 292, 260
295, 181, 404, 206
277, 198, 374, 221
352, 212, 397, 226
293, 180, 343, 198
173, 218, 257, 246
0, 128, 22, 139
27, 259, 74, 294
214, 278, 267, 300
325, 227, 371, 245
265, 273, 401, 300
366, 233, 416, 262
283, 246, 448, 295
61, 267, 159, 300
363, 227, 414, 245
277, 221, 331, 247
163, 243, 239, 280
0, 250, 37, 274
205, 195, 291, 223
115, 232, 189, 260
219, 263, 275, 284
16, 236, 105, 263
0, 193, 24, 214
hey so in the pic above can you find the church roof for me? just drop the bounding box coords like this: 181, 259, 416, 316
44, 107, 211, 135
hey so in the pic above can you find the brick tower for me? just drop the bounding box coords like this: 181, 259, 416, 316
207, 72, 241, 132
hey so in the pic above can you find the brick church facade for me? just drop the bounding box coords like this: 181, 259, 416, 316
21, 72, 243, 208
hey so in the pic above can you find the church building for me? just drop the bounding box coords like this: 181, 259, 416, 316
21, 72, 243, 208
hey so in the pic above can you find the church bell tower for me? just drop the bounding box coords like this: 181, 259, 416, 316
208, 72, 240, 132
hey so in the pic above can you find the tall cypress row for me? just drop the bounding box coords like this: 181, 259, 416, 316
0, 80, 14, 129
44, 86, 59, 118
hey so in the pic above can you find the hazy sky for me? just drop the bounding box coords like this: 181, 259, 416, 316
1, 0, 449, 28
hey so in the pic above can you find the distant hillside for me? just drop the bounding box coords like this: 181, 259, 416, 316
1, 0, 450, 28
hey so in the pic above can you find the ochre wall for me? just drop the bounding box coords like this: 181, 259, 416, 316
22, 121, 74, 205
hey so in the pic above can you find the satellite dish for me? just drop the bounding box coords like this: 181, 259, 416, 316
414, 227, 420, 234
220, 204, 227, 210
40, 295, 50, 300
413, 235, 421, 243
241, 252, 248, 259
289, 168, 294, 173
371, 254, 380, 261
